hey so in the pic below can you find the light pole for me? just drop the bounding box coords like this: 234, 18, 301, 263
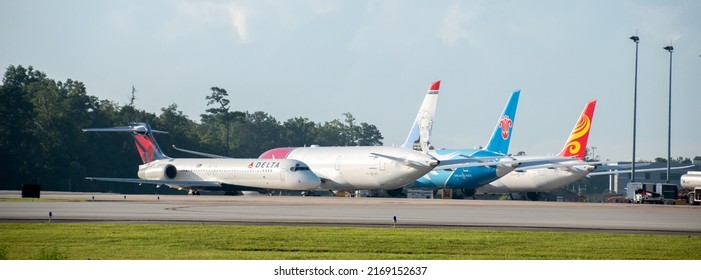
664, 45, 673, 183
630, 35, 639, 182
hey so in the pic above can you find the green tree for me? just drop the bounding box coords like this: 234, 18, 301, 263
0, 65, 389, 192
282, 117, 317, 147
0, 65, 42, 187
153, 104, 200, 157
316, 119, 346, 146
202, 86, 234, 153
355, 122, 383, 146
234, 111, 282, 157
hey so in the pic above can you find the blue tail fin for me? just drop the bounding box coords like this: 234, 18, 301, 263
484, 89, 520, 154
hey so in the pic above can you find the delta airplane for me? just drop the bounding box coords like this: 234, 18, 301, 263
474, 100, 598, 200
258, 82, 445, 192
404, 88, 524, 197
83, 123, 321, 195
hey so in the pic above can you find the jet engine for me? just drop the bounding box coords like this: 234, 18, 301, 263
138, 164, 177, 180
386, 187, 405, 198
526, 192, 541, 201
461, 188, 476, 198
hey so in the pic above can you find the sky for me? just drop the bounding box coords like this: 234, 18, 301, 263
1, 0, 700, 162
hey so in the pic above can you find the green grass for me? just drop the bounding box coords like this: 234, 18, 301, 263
0, 223, 699, 260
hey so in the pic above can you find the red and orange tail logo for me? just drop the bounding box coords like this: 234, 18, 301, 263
133, 135, 158, 163
559, 100, 596, 160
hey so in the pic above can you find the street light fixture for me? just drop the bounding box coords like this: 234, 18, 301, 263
629, 35, 639, 182
664, 45, 673, 183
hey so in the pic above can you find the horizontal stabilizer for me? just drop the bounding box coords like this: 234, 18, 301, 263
82, 126, 167, 134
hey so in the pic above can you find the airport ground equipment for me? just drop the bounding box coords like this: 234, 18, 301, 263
626, 182, 678, 204
681, 171, 701, 206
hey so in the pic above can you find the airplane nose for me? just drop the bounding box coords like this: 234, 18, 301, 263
301, 174, 322, 190
429, 158, 440, 167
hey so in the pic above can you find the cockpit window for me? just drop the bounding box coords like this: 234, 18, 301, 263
290, 164, 311, 172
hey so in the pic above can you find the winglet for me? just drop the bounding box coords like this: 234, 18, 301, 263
401, 80, 441, 152
484, 89, 521, 154
558, 100, 597, 160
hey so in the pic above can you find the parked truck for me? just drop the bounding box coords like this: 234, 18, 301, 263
680, 171, 701, 206
626, 182, 678, 204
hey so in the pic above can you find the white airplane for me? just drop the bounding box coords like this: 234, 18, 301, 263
474, 99, 694, 200
83, 123, 321, 195
258, 81, 519, 193
405, 88, 524, 197
258, 82, 445, 192
474, 100, 598, 200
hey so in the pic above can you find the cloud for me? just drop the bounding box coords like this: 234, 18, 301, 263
306, 0, 342, 15
225, 4, 251, 43
177, 0, 252, 43
438, 2, 480, 46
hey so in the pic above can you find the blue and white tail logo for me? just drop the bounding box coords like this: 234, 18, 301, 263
484, 89, 520, 154
402, 80, 440, 153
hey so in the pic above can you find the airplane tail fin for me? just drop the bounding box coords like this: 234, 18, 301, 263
401, 80, 440, 153
83, 122, 170, 164
484, 89, 521, 154
558, 100, 597, 160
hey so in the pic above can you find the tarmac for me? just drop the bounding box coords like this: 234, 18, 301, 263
2, 191, 700, 235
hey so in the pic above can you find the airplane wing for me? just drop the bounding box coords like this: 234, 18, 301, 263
172, 145, 231, 159
436, 156, 579, 170
515, 158, 595, 171
435, 158, 520, 170
85, 177, 222, 188
370, 153, 438, 168
588, 165, 695, 176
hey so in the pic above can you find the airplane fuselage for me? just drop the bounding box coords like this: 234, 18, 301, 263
409, 149, 516, 190
137, 158, 321, 191
259, 146, 438, 191
476, 158, 594, 194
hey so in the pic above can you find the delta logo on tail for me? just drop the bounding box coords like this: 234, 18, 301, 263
559, 100, 597, 160
133, 134, 159, 164
499, 115, 513, 140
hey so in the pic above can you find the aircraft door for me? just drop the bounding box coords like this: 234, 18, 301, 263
335, 155, 342, 171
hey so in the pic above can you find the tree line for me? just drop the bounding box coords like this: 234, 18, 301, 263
0, 65, 383, 193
